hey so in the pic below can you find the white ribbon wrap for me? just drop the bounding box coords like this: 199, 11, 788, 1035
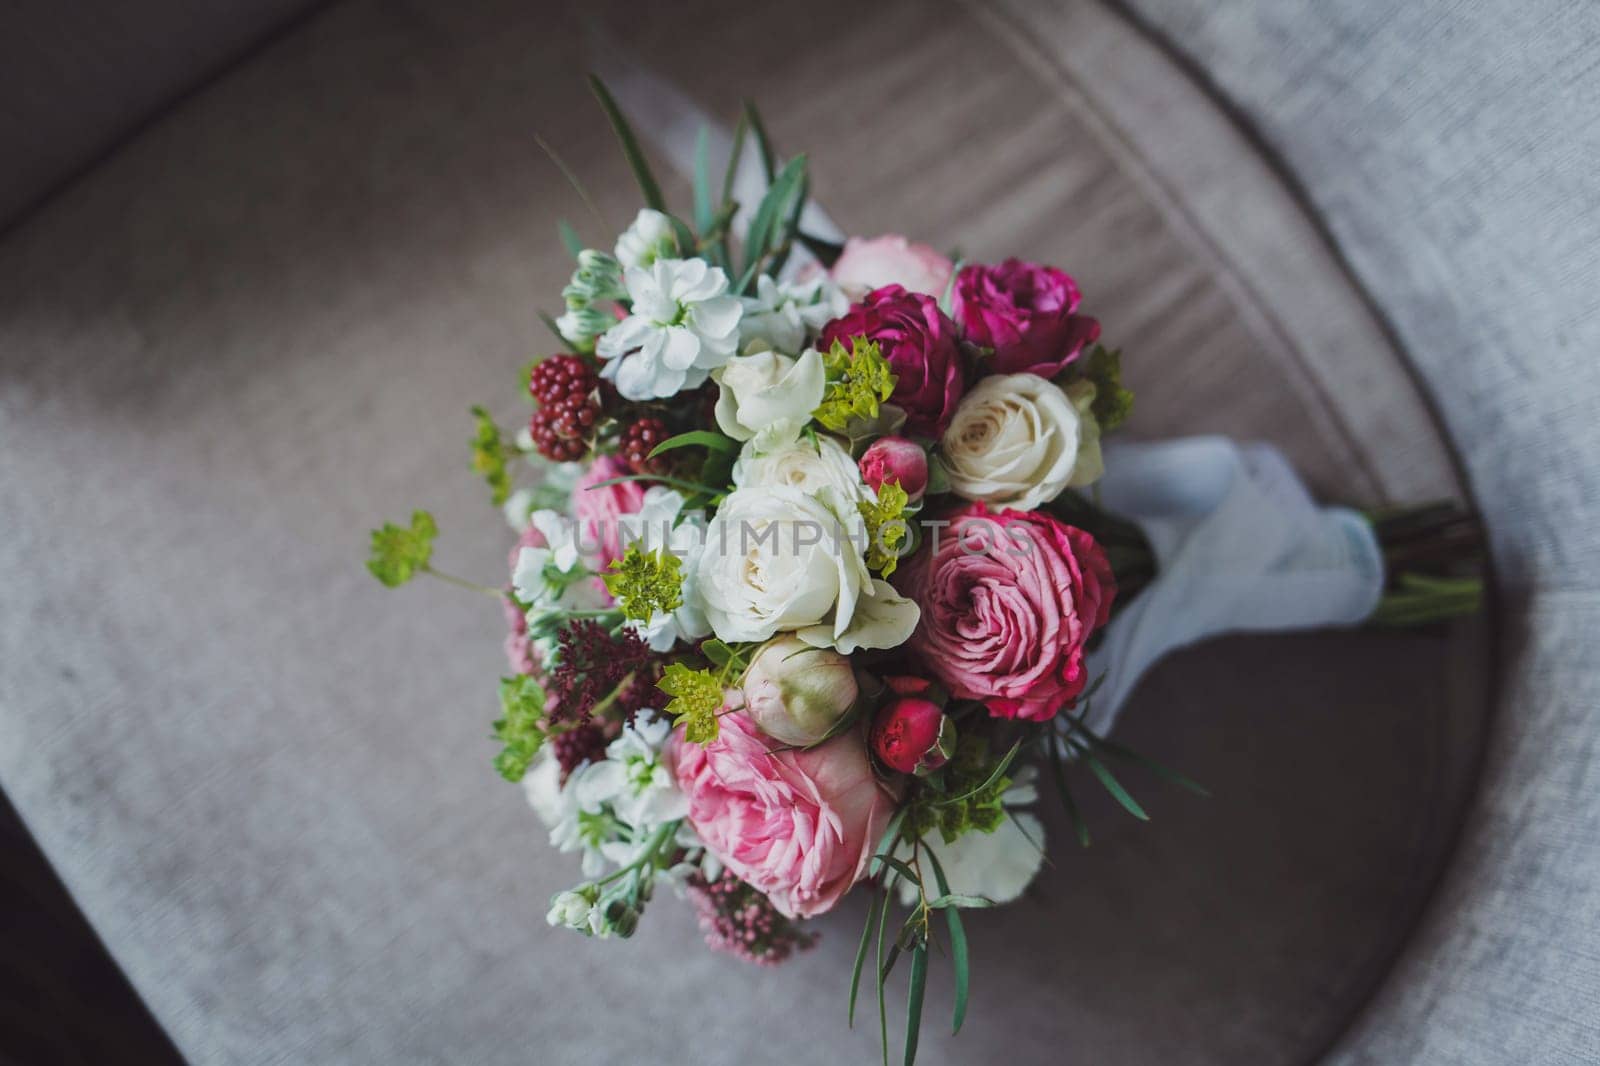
1080, 437, 1384, 734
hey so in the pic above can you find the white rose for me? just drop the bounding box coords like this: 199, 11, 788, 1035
695, 485, 871, 645
940, 372, 1092, 511
712, 347, 825, 442
732, 431, 868, 511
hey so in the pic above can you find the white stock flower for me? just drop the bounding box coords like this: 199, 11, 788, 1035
732, 431, 868, 511
614, 208, 679, 269
614, 487, 712, 652
695, 484, 872, 645
739, 274, 849, 353
940, 372, 1086, 511
596, 258, 742, 400
712, 347, 826, 442
572, 713, 688, 830
894, 772, 1045, 907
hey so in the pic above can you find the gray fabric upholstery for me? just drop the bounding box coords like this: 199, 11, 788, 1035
0, 0, 1524, 1062
0, 0, 317, 230
1117, 1, 1600, 1062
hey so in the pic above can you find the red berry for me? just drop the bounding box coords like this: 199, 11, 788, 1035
528, 355, 598, 407
529, 408, 587, 462
618, 417, 672, 476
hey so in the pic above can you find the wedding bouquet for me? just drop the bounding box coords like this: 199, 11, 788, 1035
367, 80, 1481, 1063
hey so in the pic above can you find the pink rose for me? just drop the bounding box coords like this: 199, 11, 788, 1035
953, 260, 1100, 377
859, 436, 929, 503
572, 454, 645, 573
819, 285, 965, 438
831, 235, 954, 298
671, 712, 899, 919
902, 504, 1115, 720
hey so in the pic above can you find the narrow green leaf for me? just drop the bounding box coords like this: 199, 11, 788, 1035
586, 473, 726, 497
742, 155, 807, 281
937, 738, 1023, 808
533, 133, 606, 232
938, 258, 964, 317
647, 429, 739, 458
1065, 719, 1211, 798
927, 893, 996, 910
924, 848, 970, 1035
876, 879, 892, 1066
880, 940, 903, 983
701, 639, 735, 669
904, 945, 928, 1066
869, 855, 920, 886
742, 100, 776, 183
1078, 744, 1150, 821
768, 167, 810, 278
588, 75, 664, 210
848, 888, 882, 1028
1047, 739, 1092, 847
721, 112, 748, 207
537, 311, 566, 346
693, 125, 714, 233
557, 220, 584, 259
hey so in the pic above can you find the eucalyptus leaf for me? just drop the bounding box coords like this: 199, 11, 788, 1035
1078, 744, 1150, 821
848, 888, 882, 1028
904, 945, 929, 1066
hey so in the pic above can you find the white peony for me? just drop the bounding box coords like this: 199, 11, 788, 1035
940, 372, 1093, 511
596, 258, 742, 400
694, 484, 872, 645
712, 347, 826, 442
612, 487, 712, 652
739, 274, 849, 353
803, 578, 919, 654
732, 430, 869, 511
614, 208, 679, 269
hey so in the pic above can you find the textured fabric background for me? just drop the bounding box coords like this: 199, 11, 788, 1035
1116, 1, 1600, 1062
0, 0, 1540, 1062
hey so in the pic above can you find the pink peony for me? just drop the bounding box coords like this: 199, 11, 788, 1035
901, 504, 1115, 721
572, 454, 646, 574
671, 712, 899, 919
953, 259, 1100, 378
831, 235, 954, 298
858, 436, 930, 503
870, 690, 954, 776
819, 285, 966, 438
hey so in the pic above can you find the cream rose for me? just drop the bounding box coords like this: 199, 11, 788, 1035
694, 485, 871, 645
712, 347, 825, 442
939, 373, 1094, 511
732, 431, 868, 510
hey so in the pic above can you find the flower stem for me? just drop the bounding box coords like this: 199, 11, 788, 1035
420, 565, 505, 600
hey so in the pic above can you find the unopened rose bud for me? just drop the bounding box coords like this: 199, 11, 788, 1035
859, 437, 930, 503
742, 636, 861, 747
871, 696, 955, 776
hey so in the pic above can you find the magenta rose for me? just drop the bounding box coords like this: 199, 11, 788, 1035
902, 504, 1115, 721
831, 235, 954, 298
671, 711, 899, 919
953, 260, 1100, 377
819, 285, 965, 438
858, 436, 929, 503
870, 687, 954, 776
572, 454, 646, 574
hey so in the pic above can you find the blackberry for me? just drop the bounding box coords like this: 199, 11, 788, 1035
618, 417, 672, 476
528, 355, 598, 407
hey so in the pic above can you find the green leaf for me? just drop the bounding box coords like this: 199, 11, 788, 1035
469, 405, 512, 506
742, 100, 776, 183
938, 258, 964, 317
588, 75, 664, 211
848, 887, 882, 1028
538, 311, 566, 346
721, 112, 748, 207
492, 675, 547, 782
938, 738, 1022, 808
557, 220, 584, 259
366, 510, 438, 588
875, 875, 893, 1066
742, 155, 807, 282
904, 944, 928, 1066
586, 472, 727, 497
923, 848, 969, 1035
1078, 744, 1150, 821
1065, 718, 1211, 798
693, 125, 714, 234
647, 429, 739, 459
1047, 739, 1092, 847
701, 639, 735, 670
869, 855, 920, 885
